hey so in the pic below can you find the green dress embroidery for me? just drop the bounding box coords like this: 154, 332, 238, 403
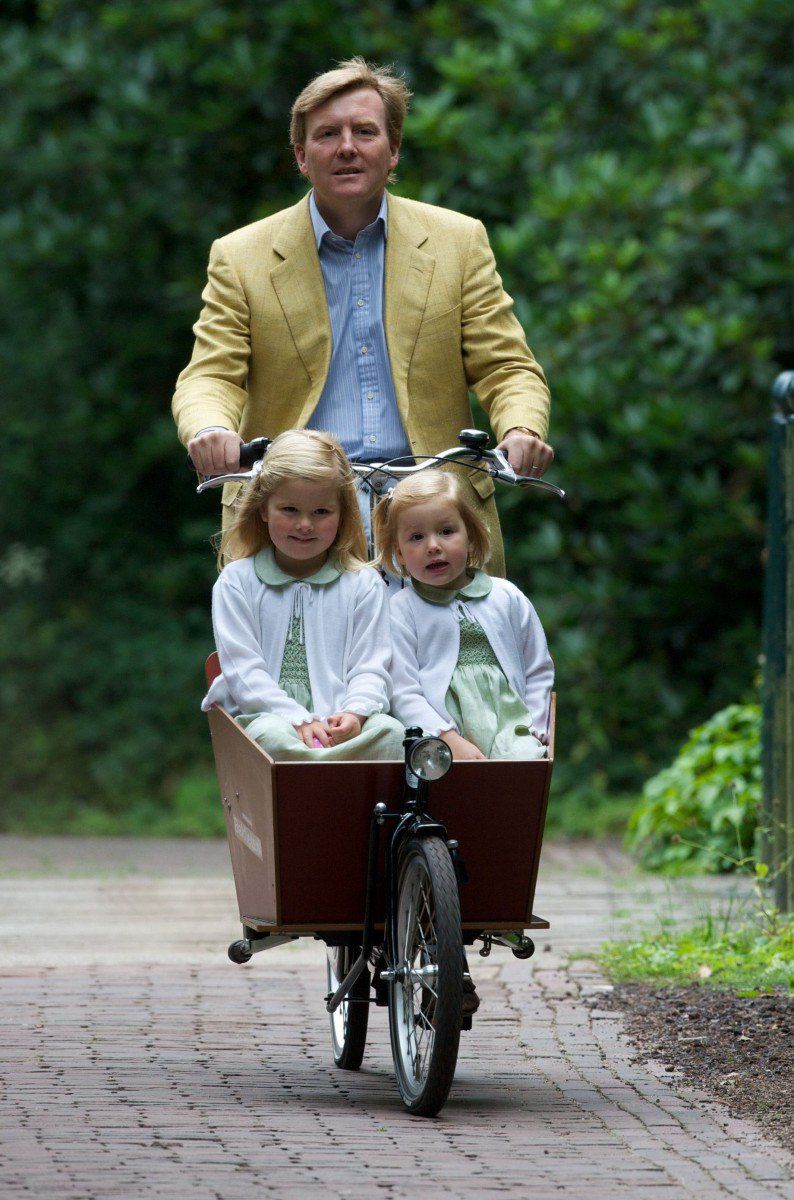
455, 614, 501, 668
278, 611, 313, 712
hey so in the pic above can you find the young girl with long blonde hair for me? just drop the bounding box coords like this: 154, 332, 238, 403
374, 472, 553, 761
203, 430, 404, 761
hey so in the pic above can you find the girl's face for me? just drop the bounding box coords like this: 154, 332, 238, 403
395, 500, 472, 590
264, 479, 341, 576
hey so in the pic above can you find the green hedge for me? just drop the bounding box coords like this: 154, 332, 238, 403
627, 702, 761, 871
1, 1, 788, 829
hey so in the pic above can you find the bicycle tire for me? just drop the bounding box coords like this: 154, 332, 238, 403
388, 836, 463, 1116
327, 946, 369, 1070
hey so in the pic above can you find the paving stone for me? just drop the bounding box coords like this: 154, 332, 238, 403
0, 837, 790, 1198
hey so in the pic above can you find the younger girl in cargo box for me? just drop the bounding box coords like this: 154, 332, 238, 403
202, 429, 404, 761
373, 471, 553, 761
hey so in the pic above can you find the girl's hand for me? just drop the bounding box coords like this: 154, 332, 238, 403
294, 719, 332, 748
326, 712, 363, 745
440, 730, 486, 761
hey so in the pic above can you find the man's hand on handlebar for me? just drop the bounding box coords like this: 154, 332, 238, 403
495, 429, 554, 478
188, 429, 243, 475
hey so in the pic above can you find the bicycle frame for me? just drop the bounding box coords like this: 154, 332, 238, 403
325, 728, 451, 1015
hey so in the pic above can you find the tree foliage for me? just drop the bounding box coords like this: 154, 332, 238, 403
1, 1, 789, 828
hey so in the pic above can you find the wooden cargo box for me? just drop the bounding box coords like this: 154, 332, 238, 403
208, 695, 554, 935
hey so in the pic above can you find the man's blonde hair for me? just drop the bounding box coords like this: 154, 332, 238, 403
373, 471, 491, 579
290, 57, 411, 152
218, 430, 367, 570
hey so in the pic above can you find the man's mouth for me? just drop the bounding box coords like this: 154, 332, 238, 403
334, 167, 362, 175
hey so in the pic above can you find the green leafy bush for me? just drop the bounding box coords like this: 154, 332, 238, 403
627, 703, 761, 872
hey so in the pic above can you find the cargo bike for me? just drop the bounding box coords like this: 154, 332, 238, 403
198, 431, 564, 1117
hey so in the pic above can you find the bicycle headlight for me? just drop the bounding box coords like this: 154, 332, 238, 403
407, 736, 453, 782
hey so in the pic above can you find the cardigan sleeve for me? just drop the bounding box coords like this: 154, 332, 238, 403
340, 571, 393, 718
390, 603, 456, 737
208, 571, 313, 724
514, 590, 554, 735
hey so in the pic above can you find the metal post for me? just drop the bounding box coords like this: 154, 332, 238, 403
761, 370, 794, 911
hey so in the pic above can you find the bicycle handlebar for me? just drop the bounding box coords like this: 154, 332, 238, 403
195, 429, 565, 500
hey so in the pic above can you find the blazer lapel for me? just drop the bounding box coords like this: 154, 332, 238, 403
384, 195, 435, 412
270, 196, 331, 395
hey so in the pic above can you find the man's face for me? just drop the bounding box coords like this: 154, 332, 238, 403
294, 87, 399, 213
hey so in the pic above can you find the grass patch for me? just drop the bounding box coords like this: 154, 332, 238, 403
600, 916, 793, 994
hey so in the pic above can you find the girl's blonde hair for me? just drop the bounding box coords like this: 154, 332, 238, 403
218, 430, 367, 570
373, 471, 491, 579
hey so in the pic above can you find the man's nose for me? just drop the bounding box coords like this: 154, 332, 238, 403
337, 128, 356, 155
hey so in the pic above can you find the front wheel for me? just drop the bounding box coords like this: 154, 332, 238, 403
388, 837, 463, 1116
327, 946, 369, 1070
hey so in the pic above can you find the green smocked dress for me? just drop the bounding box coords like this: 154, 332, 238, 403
239, 549, 404, 762
414, 571, 546, 761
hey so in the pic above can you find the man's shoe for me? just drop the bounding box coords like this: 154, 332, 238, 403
462, 977, 480, 1015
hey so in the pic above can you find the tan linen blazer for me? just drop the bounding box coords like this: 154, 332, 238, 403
172, 192, 551, 574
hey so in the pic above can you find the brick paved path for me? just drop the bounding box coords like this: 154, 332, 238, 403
1, 838, 790, 1198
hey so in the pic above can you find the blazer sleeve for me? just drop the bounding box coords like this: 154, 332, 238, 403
341, 572, 393, 718
514, 590, 555, 735
171, 239, 251, 446
390, 603, 455, 737
460, 219, 551, 443
210, 572, 313, 725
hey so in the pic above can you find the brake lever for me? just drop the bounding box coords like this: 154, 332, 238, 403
195, 461, 263, 495
488, 447, 518, 484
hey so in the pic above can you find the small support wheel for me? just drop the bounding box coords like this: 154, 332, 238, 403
228, 940, 253, 964
511, 937, 535, 960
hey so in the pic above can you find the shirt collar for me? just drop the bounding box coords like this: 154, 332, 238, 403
253, 546, 342, 587
411, 569, 493, 606
309, 190, 388, 248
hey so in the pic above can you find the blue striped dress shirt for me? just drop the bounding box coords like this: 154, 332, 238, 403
305, 192, 411, 462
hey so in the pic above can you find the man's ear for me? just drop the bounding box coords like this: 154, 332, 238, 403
389, 139, 400, 173
294, 144, 309, 176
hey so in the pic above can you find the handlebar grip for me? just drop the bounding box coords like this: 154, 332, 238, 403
238, 437, 271, 468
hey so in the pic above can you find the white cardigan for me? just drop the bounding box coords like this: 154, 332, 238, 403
389, 578, 553, 737
202, 556, 393, 724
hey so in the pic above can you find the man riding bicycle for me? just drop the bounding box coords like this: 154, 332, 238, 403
171, 57, 554, 575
